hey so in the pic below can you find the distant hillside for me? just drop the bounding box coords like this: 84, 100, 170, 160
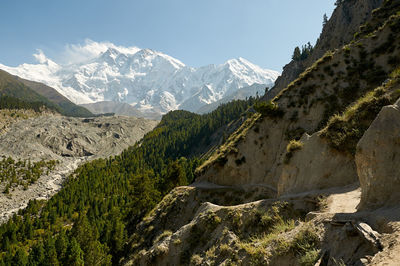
0, 69, 61, 112
0, 98, 255, 265
0, 69, 93, 117
16, 76, 93, 117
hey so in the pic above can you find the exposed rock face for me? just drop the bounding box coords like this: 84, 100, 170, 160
356, 99, 400, 209
0, 114, 158, 160
278, 133, 357, 196
266, 0, 383, 100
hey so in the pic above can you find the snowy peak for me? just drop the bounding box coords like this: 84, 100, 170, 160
225, 57, 280, 84
0, 40, 280, 116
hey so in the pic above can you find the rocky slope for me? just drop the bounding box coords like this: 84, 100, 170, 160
16, 75, 93, 117
0, 113, 157, 223
123, 0, 400, 264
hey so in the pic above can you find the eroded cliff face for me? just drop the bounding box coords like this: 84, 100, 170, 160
266, 0, 383, 100
278, 133, 357, 196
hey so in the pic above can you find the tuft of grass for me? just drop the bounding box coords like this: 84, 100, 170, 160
284, 140, 304, 164
298, 249, 320, 266
153, 230, 172, 244
190, 254, 203, 265
291, 227, 320, 256
173, 238, 181, 245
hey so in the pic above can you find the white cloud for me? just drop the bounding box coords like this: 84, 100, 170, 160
32, 49, 48, 64
58, 39, 141, 65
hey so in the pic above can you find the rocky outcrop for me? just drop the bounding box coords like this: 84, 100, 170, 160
122, 185, 319, 266
278, 133, 357, 196
356, 98, 400, 209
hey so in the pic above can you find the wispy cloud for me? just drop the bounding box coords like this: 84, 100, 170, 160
32, 49, 49, 64
56, 39, 141, 65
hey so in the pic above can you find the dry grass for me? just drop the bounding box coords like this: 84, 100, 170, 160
284, 140, 304, 164
319, 72, 400, 156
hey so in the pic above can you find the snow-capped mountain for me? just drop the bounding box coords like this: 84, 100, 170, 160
0, 41, 280, 115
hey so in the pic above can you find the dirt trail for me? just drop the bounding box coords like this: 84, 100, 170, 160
325, 185, 361, 214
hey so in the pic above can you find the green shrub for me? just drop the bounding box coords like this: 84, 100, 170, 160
254, 101, 284, 119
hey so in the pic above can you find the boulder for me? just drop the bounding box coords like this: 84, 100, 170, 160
356, 99, 400, 209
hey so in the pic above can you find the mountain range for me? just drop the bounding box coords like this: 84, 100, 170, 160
0, 44, 279, 117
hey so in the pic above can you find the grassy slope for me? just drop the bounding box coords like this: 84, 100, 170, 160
0, 69, 93, 117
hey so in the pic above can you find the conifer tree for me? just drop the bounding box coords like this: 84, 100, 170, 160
323, 13, 328, 27
13, 247, 28, 266
66, 238, 84, 266
292, 46, 301, 61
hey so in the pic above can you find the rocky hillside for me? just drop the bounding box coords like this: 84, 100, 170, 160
122, 0, 400, 265
265, 0, 383, 100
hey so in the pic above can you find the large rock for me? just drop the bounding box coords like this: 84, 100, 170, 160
278, 133, 357, 196
356, 99, 400, 209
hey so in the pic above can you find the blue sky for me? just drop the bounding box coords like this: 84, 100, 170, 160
1, 0, 336, 71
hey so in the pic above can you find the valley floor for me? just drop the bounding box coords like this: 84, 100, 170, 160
0, 158, 83, 223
